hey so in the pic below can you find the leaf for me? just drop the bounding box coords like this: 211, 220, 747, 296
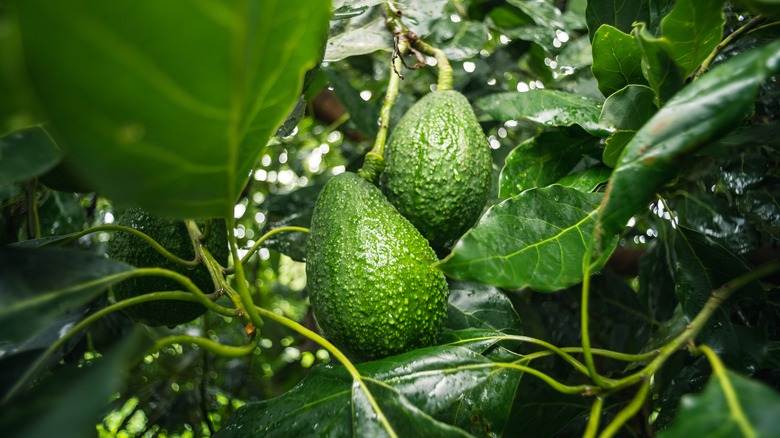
599, 85, 657, 131
585, 0, 650, 41
507, 0, 566, 29
672, 228, 765, 373
660, 0, 725, 77
217, 345, 522, 437
0, 247, 132, 344
439, 21, 489, 61
475, 90, 609, 137
601, 130, 634, 168
0, 126, 61, 184
0, 330, 151, 438
325, 0, 448, 62
439, 185, 618, 292
16, 1, 331, 218
591, 25, 648, 96
445, 281, 523, 336
499, 127, 600, 197
595, 39, 780, 244
659, 368, 780, 438
633, 24, 686, 106
555, 166, 612, 192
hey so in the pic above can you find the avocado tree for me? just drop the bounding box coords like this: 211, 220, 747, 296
2, 0, 780, 436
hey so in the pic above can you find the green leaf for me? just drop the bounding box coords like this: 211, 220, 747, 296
498, 127, 600, 197
507, 0, 565, 29
476, 90, 609, 136
591, 25, 648, 96
436, 20, 489, 61
633, 24, 686, 106
595, 39, 780, 244
659, 368, 780, 438
599, 85, 657, 131
660, 0, 725, 77
17, 1, 331, 218
555, 166, 612, 192
0, 247, 132, 344
602, 130, 634, 167
217, 346, 521, 437
0, 126, 61, 184
585, 0, 650, 41
439, 185, 617, 291
445, 281, 523, 336
325, 0, 447, 62
0, 328, 151, 438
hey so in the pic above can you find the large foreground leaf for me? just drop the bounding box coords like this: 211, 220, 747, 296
439, 185, 617, 291
659, 367, 780, 437
0, 247, 132, 344
595, 39, 780, 247
659, 0, 725, 77
217, 346, 522, 437
16, 1, 331, 218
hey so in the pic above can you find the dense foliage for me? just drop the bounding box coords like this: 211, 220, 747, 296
1, 0, 780, 437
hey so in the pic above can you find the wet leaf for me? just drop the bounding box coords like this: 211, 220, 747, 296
0, 126, 61, 184
595, 39, 780, 245
445, 281, 523, 336
16, 1, 330, 218
659, 367, 780, 437
217, 346, 521, 437
0, 247, 132, 344
439, 185, 618, 292
499, 127, 600, 197
659, 0, 725, 77
476, 90, 609, 136
325, 0, 447, 62
433, 20, 489, 61
591, 25, 648, 96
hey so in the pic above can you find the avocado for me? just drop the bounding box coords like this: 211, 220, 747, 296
380, 90, 493, 254
306, 172, 449, 361
108, 208, 229, 327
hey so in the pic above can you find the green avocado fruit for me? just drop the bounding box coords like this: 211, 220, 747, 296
108, 208, 229, 327
380, 90, 493, 254
306, 172, 449, 361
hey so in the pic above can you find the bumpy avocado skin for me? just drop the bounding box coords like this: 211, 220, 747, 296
380, 90, 493, 253
108, 209, 229, 327
306, 172, 449, 361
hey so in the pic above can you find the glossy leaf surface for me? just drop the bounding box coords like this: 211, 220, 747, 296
596, 39, 780, 245
440, 185, 617, 291
660, 0, 725, 77
17, 1, 331, 218
217, 346, 521, 437
591, 25, 647, 96
499, 128, 600, 197
446, 281, 523, 337
555, 166, 612, 192
476, 90, 609, 136
633, 24, 686, 106
0, 247, 132, 344
599, 85, 657, 131
660, 368, 780, 437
